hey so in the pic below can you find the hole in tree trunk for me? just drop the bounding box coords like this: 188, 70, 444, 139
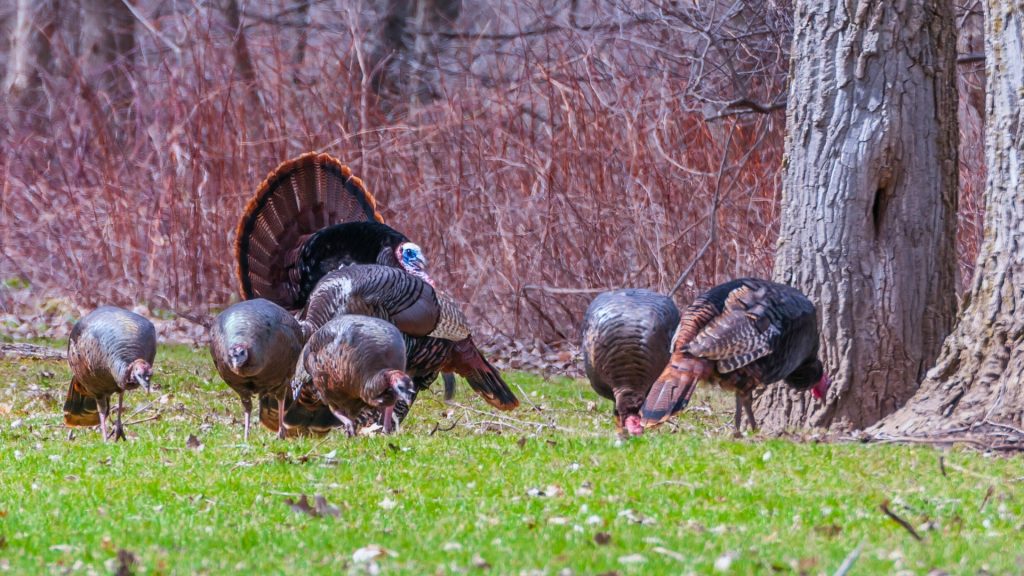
872, 187, 888, 235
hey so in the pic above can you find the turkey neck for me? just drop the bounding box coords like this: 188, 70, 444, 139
783, 357, 824, 390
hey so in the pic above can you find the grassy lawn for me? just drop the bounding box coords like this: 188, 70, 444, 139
1, 343, 1022, 575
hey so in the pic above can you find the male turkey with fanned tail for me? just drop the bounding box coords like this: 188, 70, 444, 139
234, 152, 461, 428
235, 151, 434, 312
581, 289, 679, 437
640, 278, 830, 434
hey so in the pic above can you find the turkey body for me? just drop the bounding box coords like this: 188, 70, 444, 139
299, 265, 518, 426
581, 289, 680, 436
294, 315, 414, 435
641, 278, 829, 433
209, 299, 303, 440
63, 306, 157, 441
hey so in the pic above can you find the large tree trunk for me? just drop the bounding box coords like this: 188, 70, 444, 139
755, 0, 960, 431
872, 0, 1024, 438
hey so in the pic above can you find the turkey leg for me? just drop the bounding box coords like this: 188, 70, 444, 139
241, 395, 253, 442
96, 395, 110, 442
276, 395, 288, 440
112, 391, 127, 441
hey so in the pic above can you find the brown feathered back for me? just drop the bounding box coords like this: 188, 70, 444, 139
235, 152, 385, 308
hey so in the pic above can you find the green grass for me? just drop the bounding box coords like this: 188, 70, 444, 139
1, 344, 1022, 575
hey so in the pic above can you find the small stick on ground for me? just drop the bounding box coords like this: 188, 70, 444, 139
939, 456, 947, 477
880, 500, 922, 542
833, 543, 862, 576
122, 413, 162, 427
979, 485, 995, 512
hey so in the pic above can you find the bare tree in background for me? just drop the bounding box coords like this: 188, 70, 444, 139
369, 0, 461, 105
872, 0, 1024, 439
3, 0, 58, 123
81, 0, 135, 123
755, 0, 960, 431
223, 0, 263, 121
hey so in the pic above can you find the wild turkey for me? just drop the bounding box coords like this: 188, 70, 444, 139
581, 289, 680, 436
209, 299, 303, 441
63, 306, 156, 441
291, 315, 415, 435
299, 265, 519, 424
640, 278, 830, 433
235, 151, 432, 312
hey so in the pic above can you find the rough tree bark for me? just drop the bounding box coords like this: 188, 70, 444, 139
754, 0, 960, 431
872, 0, 1024, 438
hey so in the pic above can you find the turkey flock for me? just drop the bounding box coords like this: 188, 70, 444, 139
61, 152, 829, 442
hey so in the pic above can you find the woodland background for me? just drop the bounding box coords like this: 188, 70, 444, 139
0, 0, 989, 346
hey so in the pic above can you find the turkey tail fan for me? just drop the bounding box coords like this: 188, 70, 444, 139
235, 151, 385, 309
447, 339, 519, 410
63, 379, 100, 427
442, 372, 457, 402
640, 356, 711, 427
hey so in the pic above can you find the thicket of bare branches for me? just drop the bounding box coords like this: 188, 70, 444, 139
0, 0, 984, 345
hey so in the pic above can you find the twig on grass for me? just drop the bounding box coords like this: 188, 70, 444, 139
880, 500, 922, 542
833, 543, 863, 576
979, 486, 995, 512
122, 413, 162, 427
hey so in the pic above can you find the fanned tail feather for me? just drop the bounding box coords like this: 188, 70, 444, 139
63, 379, 99, 427
640, 355, 712, 427
235, 151, 384, 309
448, 339, 518, 410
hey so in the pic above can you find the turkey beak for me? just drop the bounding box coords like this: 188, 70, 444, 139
228, 347, 248, 371
135, 372, 152, 393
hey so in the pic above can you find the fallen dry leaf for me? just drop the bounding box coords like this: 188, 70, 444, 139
115, 548, 137, 576
714, 551, 738, 572
652, 546, 685, 562
472, 553, 491, 570
185, 434, 202, 450
284, 494, 340, 518
352, 544, 396, 563
594, 532, 611, 546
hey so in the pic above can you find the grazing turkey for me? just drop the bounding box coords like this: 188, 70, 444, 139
291, 315, 415, 435
640, 278, 830, 433
581, 289, 680, 436
63, 306, 156, 441
235, 151, 432, 312
209, 299, 303, 441
299, 265, 519, 424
